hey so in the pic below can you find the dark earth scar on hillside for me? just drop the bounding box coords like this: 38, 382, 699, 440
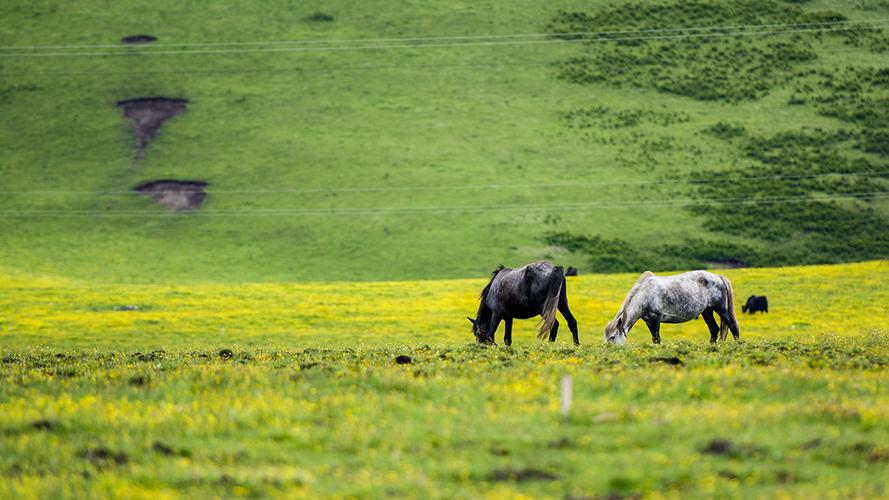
120, 35, 157, 44
134, 180, 207, 211
117, 97, 187, 150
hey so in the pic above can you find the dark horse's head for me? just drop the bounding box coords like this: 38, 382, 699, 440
467, 266, 503, 344
467, 316, 492, 344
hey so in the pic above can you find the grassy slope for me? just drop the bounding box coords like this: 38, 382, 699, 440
1, 0, 886, 282
0, 261, 887, 497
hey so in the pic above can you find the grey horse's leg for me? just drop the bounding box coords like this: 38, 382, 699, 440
548, 318, 559, 342
558, 282, 580, 345
728, 313, 740, 340
701, 308, 719, 343
713, 305, 741, 341
643, 317, 661, 344
504, 317, 513, 346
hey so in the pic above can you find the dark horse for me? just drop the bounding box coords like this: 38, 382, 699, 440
468, 261, 579, 346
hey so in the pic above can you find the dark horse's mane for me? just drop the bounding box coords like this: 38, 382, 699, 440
472, 265, 505, 332
479, 265, 506, 301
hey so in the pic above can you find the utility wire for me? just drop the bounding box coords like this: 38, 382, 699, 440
1, 192, 884, 217
3, 43, 879, 79
0, 171, 889, 196
1, 23, 886, 58
2, 18, 885, 51
1, 171, 886, 196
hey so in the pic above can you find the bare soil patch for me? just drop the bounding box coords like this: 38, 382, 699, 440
30, 419, 60, 431
649, 356, 684, 366
78, 446, 129, 467
117, 97, 187, 150
121, 35, 157, 44
700, 438, 764, 458
134, 180, 207, 211
487, 467, 558, 482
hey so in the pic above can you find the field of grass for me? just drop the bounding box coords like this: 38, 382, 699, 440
1, 262, 887, 497
1, 0, 887, 282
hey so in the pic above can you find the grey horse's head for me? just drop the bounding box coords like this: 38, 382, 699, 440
604, 316, 627, 345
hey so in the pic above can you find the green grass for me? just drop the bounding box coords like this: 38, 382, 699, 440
1, 340, 887, 498
1, 0, 887, 282
0, 256, 886, 497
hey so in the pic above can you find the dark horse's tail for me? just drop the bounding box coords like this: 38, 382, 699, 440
536, 266, 565, 340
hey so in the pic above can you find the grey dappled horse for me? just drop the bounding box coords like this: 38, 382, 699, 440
604, 270, 740, 344
468, 262, 579, 346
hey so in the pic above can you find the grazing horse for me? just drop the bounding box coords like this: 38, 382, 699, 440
604, 270, 740, 344
468, 261, 579, 346
742, 295, 769, 314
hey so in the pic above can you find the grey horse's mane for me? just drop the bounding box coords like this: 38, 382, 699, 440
605, 271, 654, 335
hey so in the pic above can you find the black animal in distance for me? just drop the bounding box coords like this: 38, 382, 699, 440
742, 295, 768, 314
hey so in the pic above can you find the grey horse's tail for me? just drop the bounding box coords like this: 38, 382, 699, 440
537, 266, 564, 340
718, 275, 737, 341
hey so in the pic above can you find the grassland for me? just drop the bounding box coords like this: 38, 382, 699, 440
1, 0, 887, 282
1, 262, 887, 497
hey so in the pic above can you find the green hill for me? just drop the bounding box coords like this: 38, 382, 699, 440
1, 0, 887, 282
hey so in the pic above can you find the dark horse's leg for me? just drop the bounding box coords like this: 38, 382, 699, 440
702, 308, 719, 343
558, 279, 580, 345
548, 319, 559, 342
643, 317, 661, 344
504, 317, 513, 346
486, 312, 501, 345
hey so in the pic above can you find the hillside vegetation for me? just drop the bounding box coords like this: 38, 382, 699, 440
1, 0, 887, 281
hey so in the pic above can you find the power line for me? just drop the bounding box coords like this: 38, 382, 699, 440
1, 192, 884, 217
3, 43, 880, 79
2, 18, 884, 51
2, 171, 886, 196
1, 23, 886, 58
1, 60, 552, 78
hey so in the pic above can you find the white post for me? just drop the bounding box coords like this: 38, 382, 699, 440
560, 374, 572, 417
